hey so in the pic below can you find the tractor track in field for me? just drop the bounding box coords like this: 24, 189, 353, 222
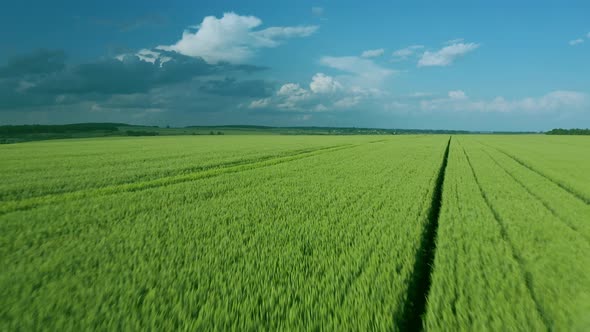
463, 147, 550, 330
398, 137, 451, 331
477, 141, 589, 205
482, 149, 590, 244
0, 145, 356, 202
0, 143, 368, 216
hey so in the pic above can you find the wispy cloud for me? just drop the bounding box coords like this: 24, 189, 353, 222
419, 90, 588, 112
391, 45, 423, 61
157, 12, 318, 64
444, 38, 464, 45
448, 90, 467, 100
569, 38, 584, 46
361, 49, 384, 58
311, 7, 324, 16
418, 42, 479, 67
248, 98, 271, 109
320, 55, 394, 86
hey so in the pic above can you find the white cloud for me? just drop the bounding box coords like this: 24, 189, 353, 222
248, 98, 271, 109
445, 38, 464, 44
448, 90, 467, 100
569, 38, 584, 46
264, 72, 377, 112
263, 67, 394, 112
408, 92, 434, 98
309, 73, 342, 93
135, 49, 172, 66
277, 83, 308, 97
133, 49, 159, 63
312, 7, 324, 16
392, 45, 424, 61
275, 74, 342, 110
334, 96, 361, 108
319, 56, 395, 86
252, 26, 318, 43
418, 42, 479, 67
276, 83, 311, 109
115, 49, 172, 67
156, 12, 318, 64
420, 90, 587, 112
313, 104, 328, 112
587, 32, 590, 38
532, 90, 587, 110
361, 48, 385, 58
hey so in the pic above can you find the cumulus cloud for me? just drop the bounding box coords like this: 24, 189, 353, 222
277, 83, 308, 97
361, 49, 385, 58
569, 38, 584, 46
276, 83, 311, 109
0, 49, 269, 114
32, 53, 244, 95
309, 73, 342, 93
255, 73, 363, 112
418, 42, 479, 67
156, 12, 318, 64
391, 45, 424, 61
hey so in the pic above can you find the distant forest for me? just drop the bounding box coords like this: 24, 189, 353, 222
0, 123, 124, 135
546, 128, 590, 135
1, 122, 587, 144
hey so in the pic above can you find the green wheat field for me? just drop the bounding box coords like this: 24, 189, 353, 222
1, 135, 589, 331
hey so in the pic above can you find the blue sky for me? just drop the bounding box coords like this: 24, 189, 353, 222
0, 0, 589, 130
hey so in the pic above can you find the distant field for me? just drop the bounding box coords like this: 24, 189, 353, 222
1, 135, 588, 330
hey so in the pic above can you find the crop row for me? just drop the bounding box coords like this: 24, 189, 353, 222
425, 137, 590, 330
0, 136, 448, 330
0, 143, 357, 215
472, 135, 590, 203
0, 135, 379, 201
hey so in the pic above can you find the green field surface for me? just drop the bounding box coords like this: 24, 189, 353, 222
1, 135, 588, 330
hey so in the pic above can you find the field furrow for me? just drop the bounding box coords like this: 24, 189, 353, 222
459, 138, 590, 330
492, 147, 590, 205
474, 136, 590, 204
425, 140, 546, 331
481, 147, 590, 243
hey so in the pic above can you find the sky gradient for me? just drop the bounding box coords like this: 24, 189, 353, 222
1, 0, 589, 131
